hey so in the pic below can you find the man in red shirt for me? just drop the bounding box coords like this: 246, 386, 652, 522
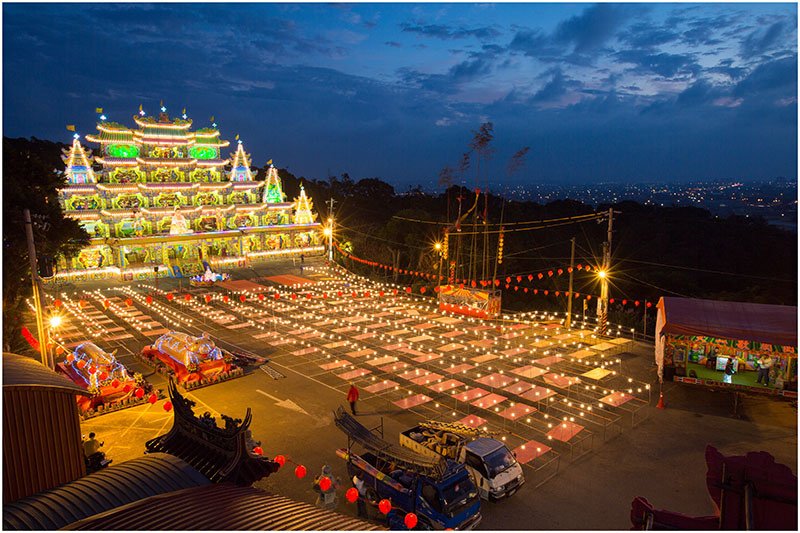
347, 383, 359, 415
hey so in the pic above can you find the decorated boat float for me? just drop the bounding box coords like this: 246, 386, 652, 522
140, 331, 243, 389
189, 267, 231, 287
57, 342, 155, 417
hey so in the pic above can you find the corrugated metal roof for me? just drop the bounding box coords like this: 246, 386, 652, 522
2, 453, 210, 530
64, 483, 385, 531
2, 353, 89, 396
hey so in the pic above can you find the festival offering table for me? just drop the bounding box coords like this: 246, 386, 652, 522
475, 373, 514, 388
513, 440, 552, 463
459, 415, 488, 429
569, 348, 597, 360
444, 363, 476, 374
427, 379, 465, 393
547, 420, 585, 442
472, 393, 508, 409
364, 380, 398, 393
498, 403, 538, 420
581, 367, 613, 380
503, 381, 535, 395
393, 393, 433, 409
512, 365, 548, 379
600, 391, 634, 407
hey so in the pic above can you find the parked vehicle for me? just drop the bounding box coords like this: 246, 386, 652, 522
334, 407, 481, 530
400, 421, 525, 500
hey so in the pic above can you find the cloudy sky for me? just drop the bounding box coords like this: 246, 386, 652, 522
3, 2, 797, 187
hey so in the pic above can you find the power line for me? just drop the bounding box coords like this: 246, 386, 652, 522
617, 258, 797, 283
391, 211, 604, 227
617, 271, 695, 298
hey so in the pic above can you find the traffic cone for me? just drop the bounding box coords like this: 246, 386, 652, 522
656, 392, 666, 409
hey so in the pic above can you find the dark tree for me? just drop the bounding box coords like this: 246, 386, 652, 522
3, 137, 90, 352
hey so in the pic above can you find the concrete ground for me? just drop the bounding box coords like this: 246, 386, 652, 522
63, 257, 796, 530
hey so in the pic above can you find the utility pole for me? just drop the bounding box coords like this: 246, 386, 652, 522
566, 237, 576, 329
326, 198, 336, 262
597, 208, 614, 335
24, 209, 51, 369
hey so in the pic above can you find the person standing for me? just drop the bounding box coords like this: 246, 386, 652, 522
347, 383, 359, 415
723, 357, 736, 384
353, 473, 368, 518
757, 354, 774, 386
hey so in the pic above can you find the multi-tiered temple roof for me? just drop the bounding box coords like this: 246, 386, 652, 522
53, 106, 323, 280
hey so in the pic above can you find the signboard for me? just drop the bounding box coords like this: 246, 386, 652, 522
437, 285, 501, 319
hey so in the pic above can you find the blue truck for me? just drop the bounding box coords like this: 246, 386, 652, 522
334, 407, 482, 530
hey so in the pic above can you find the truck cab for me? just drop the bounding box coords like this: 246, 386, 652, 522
337, 449, 481, 530
400, 425, 525, 501
461, 438, 525, 500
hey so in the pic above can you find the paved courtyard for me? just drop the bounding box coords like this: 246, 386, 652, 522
43, 257, 796, 529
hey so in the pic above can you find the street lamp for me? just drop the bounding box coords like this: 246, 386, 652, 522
597, 268, 609, 334
324, 223, 334, 261
433, 242, 443, 286
49, 314, 63, 328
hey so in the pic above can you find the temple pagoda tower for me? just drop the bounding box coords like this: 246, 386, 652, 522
293, 183, 317, 225
262, 164, 285, 204
62, 137, 96, 184
52, 104, 324, 281
229, 141, 253, 182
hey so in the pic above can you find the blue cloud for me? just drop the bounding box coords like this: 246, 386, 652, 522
400, 22, 500, 41
740, 21, 788, 59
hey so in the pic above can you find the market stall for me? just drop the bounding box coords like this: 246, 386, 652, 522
655, 297, 797, 394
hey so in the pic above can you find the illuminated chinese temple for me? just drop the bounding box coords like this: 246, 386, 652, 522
54, 107, 323, 281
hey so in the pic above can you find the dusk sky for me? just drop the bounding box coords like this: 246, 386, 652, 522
3, 2, 797, 188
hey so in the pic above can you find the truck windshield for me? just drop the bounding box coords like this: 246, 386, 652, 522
484, 446, 516, 478
440, 476, 479, 518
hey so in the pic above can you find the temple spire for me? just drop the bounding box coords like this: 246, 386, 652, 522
262, 163, 285, 204
62, 137, 96, 184
293, 183, 317, 225
228, 141, 253, 182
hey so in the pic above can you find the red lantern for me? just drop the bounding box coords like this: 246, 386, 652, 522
167, 293, 175, 301
53, 299, 62, 308
555, 291, 560, 297
574, 292, 580, 298
240, 294, 247, 302
527, 274, 533, 282
123, 384, 132, 393
646, 301, 653, 308
346, 487, 359, 503
319, 476, 332, 492
577, 264, 583, 270
295, 465, 307, 479
537, 273, 544, 279
125, 298, 133, 307
352, 291, 358, 298
405, 287, 412, 294
184, 294, 191, 301
291, 293, 297, 300
392, 289, 398, 296
135, 388, 145, 399
470, 280, 476, 288
148, 393, 158, 404
79, 300, 88, 309
378, 499, 392, 515
516, 276, 522, 283
305, 293, 312, 299
514, 286, 519, 292
420, 287, 426, 294
557, 269, 563, 275
253, 446, 263, 456
205, 295, 212, 304
587, 295, 592, 300
66, 353, 75, 362
524, 288, 528, 293
223, 295, 229, 303
533, 289, 538, 295
274, 455, 286, 467
364, 291, 371, 298
103, 299, 110, 309
609, 298, 615, 304
505, 277, 511, 283
111, 379, 120, 388
379, 291, 385, 297
258, 294, 265, 301
622, 299, 628, 305
55, 346, 65, 355
405, 513, 418, 529
76, 359, 86, 369
163, 401, 173, 412
494, 279, 500, 286
543, 290, 549, 295
568, 267, 573, 273
548, 270, 554, 277
87, 365, 97, 375
274, 293, 280, 300
635, 300, 640, 307
146, 295, 153, 304
98, 371, 108, 381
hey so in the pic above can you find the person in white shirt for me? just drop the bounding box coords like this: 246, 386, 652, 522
757, 354, 774, 386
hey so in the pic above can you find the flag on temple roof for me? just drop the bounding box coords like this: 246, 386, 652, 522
66, 125, 75, 131
267, 159, 273, 165
139, 104, 143, 112
235, 134, 239, 140
210, 116, 215, 123
182, 108, 186, 114
95, 107, 103, 114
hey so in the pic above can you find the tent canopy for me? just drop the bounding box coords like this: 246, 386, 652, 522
656, 297, 797, 348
